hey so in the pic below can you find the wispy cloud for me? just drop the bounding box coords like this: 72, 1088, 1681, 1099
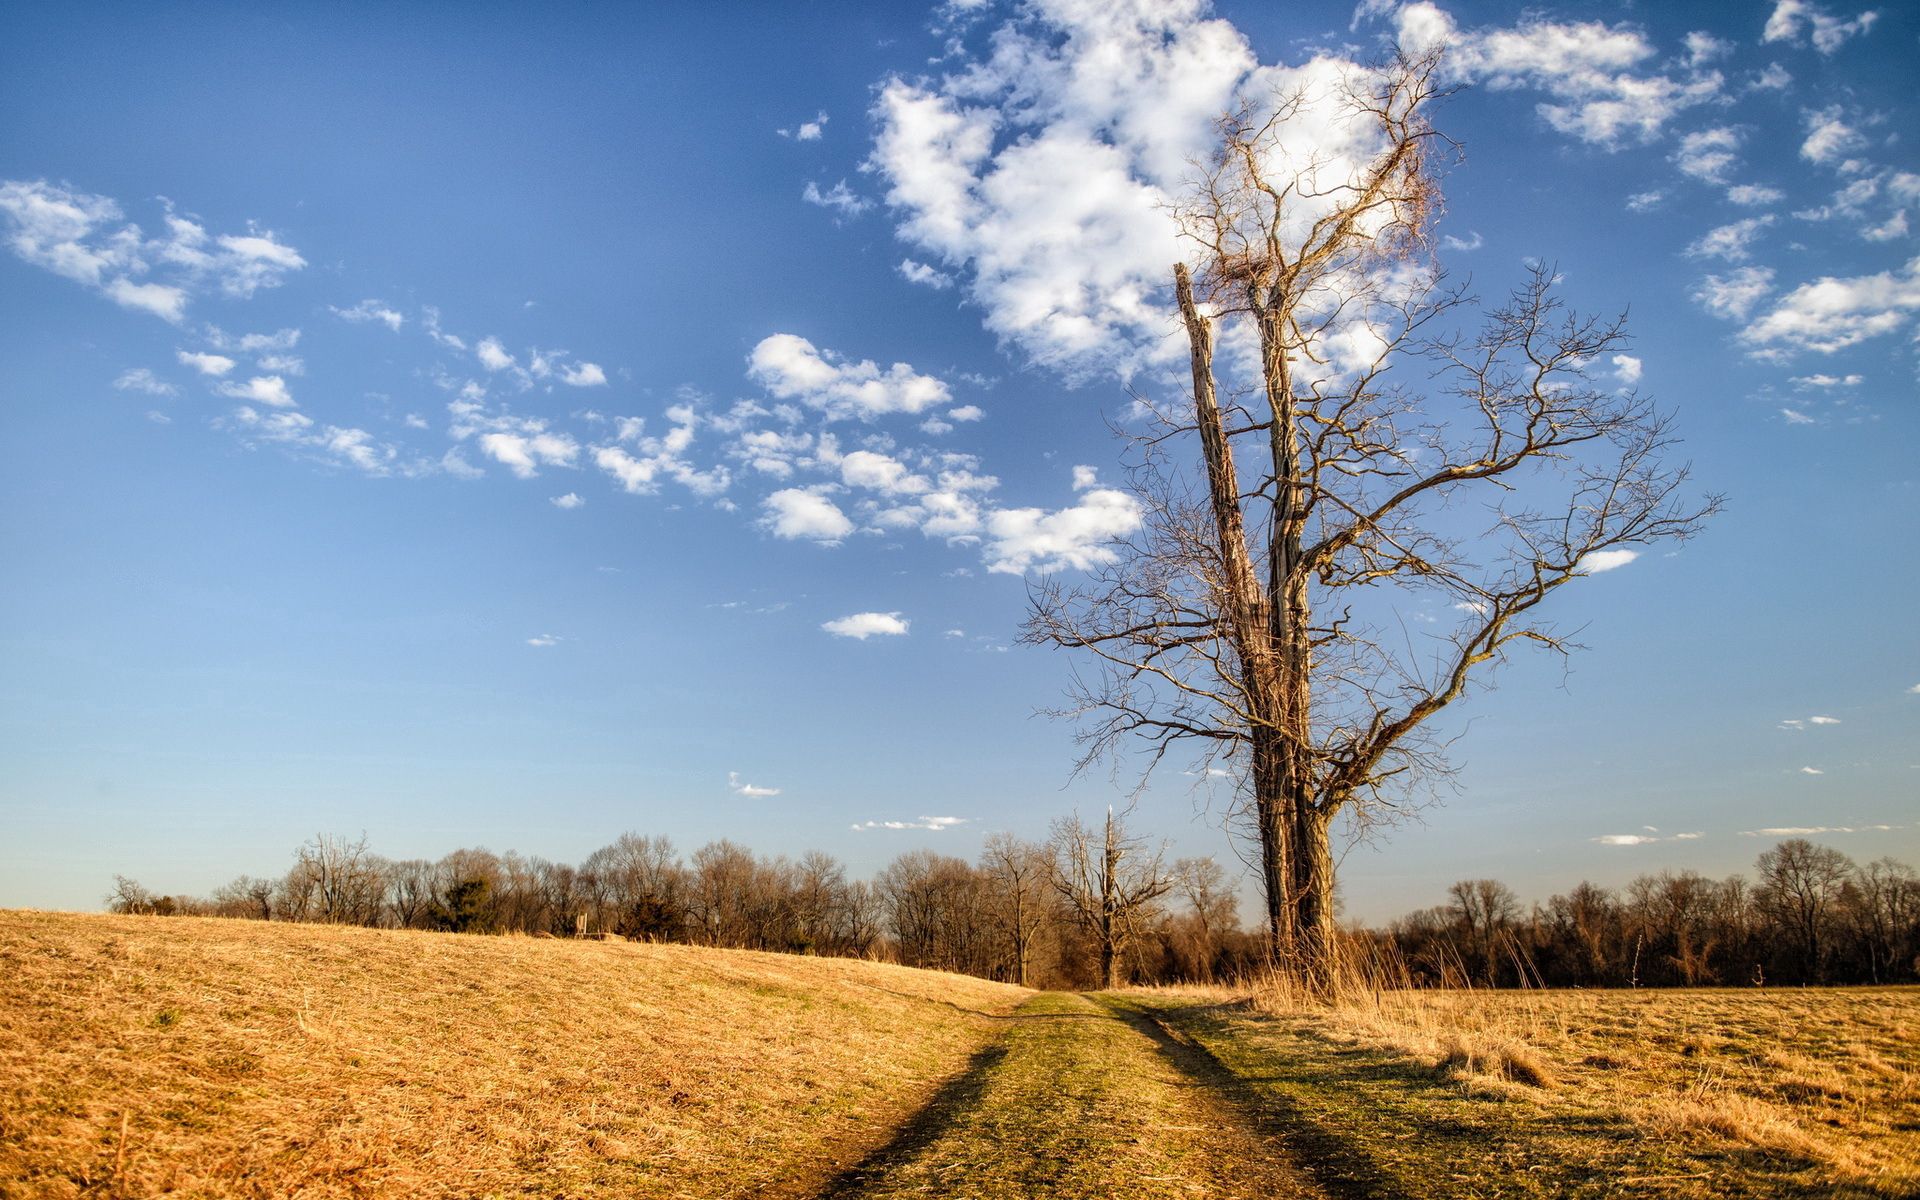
851, 816, 968, 832
727, 771, 781, 798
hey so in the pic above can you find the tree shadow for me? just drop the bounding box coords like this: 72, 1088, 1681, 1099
814, 1040, 1009, 1197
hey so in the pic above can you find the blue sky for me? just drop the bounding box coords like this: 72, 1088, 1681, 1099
2, 0, 1915, 921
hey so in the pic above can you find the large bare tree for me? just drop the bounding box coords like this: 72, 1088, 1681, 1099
1049, 808, 1173, 989
1026, 50, 1718, 984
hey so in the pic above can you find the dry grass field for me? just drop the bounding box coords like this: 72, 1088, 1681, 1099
8, 910, 1917, 1199
0, 910, 1026, 1198
1150, 979, 1920, 1198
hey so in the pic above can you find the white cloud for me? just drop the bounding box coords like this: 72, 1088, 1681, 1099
422, 306, 467, 351
527, 634, 560, 647
1626, 190, 1666, 213
851, 816, 968, 832
1800, 108, 1866, 165
728, 770, 782, 798
780, 110, 828, 141
1685, 216, 1775, 263
1781, 407, 1816, 425
946, 404, 984, 423
559, 361, 606, 387
748, 333, 949, 420
550, 492, 585, 509
821, 611, 910, 639
898, 259, 955, 289
1674, 127, 1742, 183
762, 487, 855, 542
1610, 354, 1642, 384
590, 406, 728, 499
984, 471, 1142, 574
176, 350, 236, 376
1726, 184, 1786, 206
1809, 715, 1841, 725
1390, 3, 1721, 147
1683, 31, 1733, 67
1763, 1, 1880, 55
113, 368, 176, 396
331, 299, 405, 332
1576, 548, 1639, 573
476, 337, 516, 372
1594, 830, 1703, 846
802, 179, 872, 216
1750, 63, 1794, 91
1791, 373, 1862, 388
0, 180, 305, 322
1799, 766, 1825, 775
222, 405, 395, 475
105, 278, 190, 322
217, 375, 295, 408
1440, 231, 1483, 252
479, 430, 579, 478
840, 449, 930, 495
1692, 266, 1776, 320
1740, 257, 1920, 356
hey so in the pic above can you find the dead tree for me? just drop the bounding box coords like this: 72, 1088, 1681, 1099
1049, 808, 1172, 989
1025, 50, 1718, 986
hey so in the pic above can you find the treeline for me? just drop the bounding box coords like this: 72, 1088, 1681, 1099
105, 812, 1261, 989
1372, 840, 1920, 987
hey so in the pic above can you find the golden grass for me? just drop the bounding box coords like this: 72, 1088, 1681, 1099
0, 910, 1027, 1198
1248, 970, 1920, 1196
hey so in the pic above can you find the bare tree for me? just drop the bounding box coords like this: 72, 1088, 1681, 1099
1756, 839, 1855, 982
1172, 856, 1239, 982
980, 832, 1052, 985
1050, 809, 1173, 989
1025, 50, 1718, 984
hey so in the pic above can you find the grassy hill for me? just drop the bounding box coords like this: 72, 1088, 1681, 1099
0, 911, 1026, 1198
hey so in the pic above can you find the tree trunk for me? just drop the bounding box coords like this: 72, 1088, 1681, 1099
1291, 804, 1338, 989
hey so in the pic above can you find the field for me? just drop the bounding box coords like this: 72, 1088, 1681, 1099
4, 912, 1917, 1198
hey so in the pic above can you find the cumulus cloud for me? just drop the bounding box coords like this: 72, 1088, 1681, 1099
821, 611, 910, 639
1799, 766, 1826, 775
1762, 1, 1880, 55
1674, 127, 1742, 183
1740, 257, 1920, 356
217, 375, 295, 408
762, 487, 855, 542
1440, 231, 1483, 252
113, 367, 176, 396
1791, 373, 1862, 388
558, 361, 606, 387
1726, 184, 1786, 206
1686, 216, 1775, 263
1800, 107, 1866, 165
780, 110, 828, 141
1610, 354, 1642, 384
177, 350, 236, 376
1387, 3, 1722, 147
550, 492, 585, 509
476, 337, 516, 372
898, 259, 954, 289
983, 467, 1142, 574
0, 180, 310, 323
727, 771, 781, 798
1593, 831, 1704, 846
526, 634, 560, 647
221, 405, 396, 476
1692, 267, 1776, 320
748, 334, 949, 420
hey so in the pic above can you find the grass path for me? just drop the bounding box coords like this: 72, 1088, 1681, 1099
822, 991, 1323, 1199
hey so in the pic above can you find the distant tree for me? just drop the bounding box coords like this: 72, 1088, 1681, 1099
1050, 809, 1173, 989
292, 833, 385, 925
105, 874, 159, 915
1447, 879, 1520, 985
211, 875, 277, 921
1756, 839, 1855, 982
980, 833, 1053, 985
1842, 858, 1920, 983
1171, 856, 1239, 982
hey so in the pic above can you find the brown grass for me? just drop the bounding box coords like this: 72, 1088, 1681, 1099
1248, 963, 1920, 1196
0, 910, 1027, 1198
